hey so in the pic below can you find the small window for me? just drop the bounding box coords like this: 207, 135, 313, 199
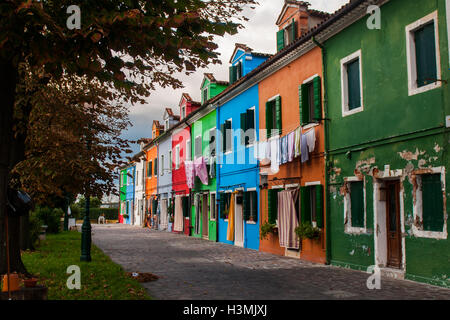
148, 161, 152, 178
168, 151, 172, 172
186, 140, 191, 161
343, 179, 366, 234
181, 106, 186, 119
219, 193, 232, 220
175, 145, 180, 169
221, 119, 232, 153
229, 62, 242, 84
165, 119, 169, 131
202, 87, 209, 104
300, 185, 324, 228
195, 135, 202, 159
243, 191, 257, 222
265, 96, 282, 139
152, 130, 156, 139
406, 12, 441, 96
240, 108, 256, 146
276, 19, 296, 52
209, 128, 216, 158
154, 158, 158, 176
341, 50, 363, 117
160, 155, 164, 176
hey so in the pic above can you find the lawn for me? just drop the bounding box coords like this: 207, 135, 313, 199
21, 231, 151, 300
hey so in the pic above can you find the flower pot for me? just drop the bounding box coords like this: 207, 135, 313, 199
23, 278, 38, 288
2, 274, 21, 292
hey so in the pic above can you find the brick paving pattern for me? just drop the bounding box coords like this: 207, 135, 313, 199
91, 224, 450, 300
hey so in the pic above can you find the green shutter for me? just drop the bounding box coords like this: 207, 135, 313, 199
415, 23, 437, 87
220, 123, 226, 153
237, 61, 243, 79
182, 196, 188, 217
243, 192, 251, 221
268, 189, 278, 224
299, 84, 309, 126
251, 191, 258, 222
315, 185, 324, 228
290, 19, 297, 43
149, 160, 152, 177
422, 174, 444, 232
347, 59, 361, 110
300, 187, 311, 225
240, 112, 247, 145
154, 158, 158, 175
246, 109, 255, 144
277, 29, 285, 52
313, 76, 322, 121
220, 194, 226, 219
152, 199, 157, 215
275, 96, 282, 136
350, 181, 365, 228
266, 101, 273, 139
229, 66, 235, 84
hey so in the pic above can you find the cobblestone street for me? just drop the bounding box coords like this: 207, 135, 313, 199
91, 224, 450, 300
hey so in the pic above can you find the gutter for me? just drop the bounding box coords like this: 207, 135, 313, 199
312, 36, 331, 265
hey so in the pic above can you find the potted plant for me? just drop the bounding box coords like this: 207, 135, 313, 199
295, 222, 321, 248
123, 214, 129, 220
260, 222, 277, 240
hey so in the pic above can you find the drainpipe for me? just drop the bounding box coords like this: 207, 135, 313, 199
312, 36, 331, 265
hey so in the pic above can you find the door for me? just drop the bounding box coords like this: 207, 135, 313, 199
202, 194, 209, 239
386, 181, 402, 269
234, 194, 244, 247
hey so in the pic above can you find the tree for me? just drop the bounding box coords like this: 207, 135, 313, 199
0, 0, 257, 274
77, 197, 103, 210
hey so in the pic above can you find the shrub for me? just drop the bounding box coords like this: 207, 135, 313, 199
69, 204, 81, 219
31, 206, 63, 234
260, 222, 277, 240
29, 211, 43, 248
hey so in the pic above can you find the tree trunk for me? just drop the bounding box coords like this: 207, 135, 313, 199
0, 59, 28, 275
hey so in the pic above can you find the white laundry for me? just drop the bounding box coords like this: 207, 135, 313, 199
270, 137, 280, 174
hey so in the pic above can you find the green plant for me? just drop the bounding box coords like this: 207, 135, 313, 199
31, 206, 63, 234
295, 222, 320, 241
29, 211, 43, 249
123, 214, 129, 219
260, 222, 277, 240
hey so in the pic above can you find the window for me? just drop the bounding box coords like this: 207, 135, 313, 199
229, 61, 242, 84
406, 11, 441, 96
202, 87, 208, 104
175, 145, 180, 169
341, 50, 363, 117
276, 19, 296, 52
265, 96, 282, 139
300, 184, 324, 228
219, 192, 232, 220
299, 75, 322, 125
243, 191, 257, 223
268, 189, 281, 225
209, 128, 216, 158
186, 140, 191, 161
168, 151, 172, 172
221, 119, 232, 153
160, 155, 164, 176
195, 135, 202, 159
165, 119, 169, 131
413, 169, 446, 239
147, 160, 152, 178
181, 106, 186, 119
344, 178, 366, 234
210, 193, 217, 221
240, 108, 256, 146
154, 158, 158, 176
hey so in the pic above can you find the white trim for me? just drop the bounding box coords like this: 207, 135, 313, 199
302, 74, 320, 84
343, 177, 368, 235
185, 139, 191, 161
405, 11, 442, 96
412, 166, 447, 239
224, 190, 233, 193
268, 94, 281, 102
340, 49, 364, 117
246, 187, 257, 192
302, 123, 319, 131
305, 181, 321, 187
235, 187, 244, 192
285, 183, 299, 189
271, 185, 284, 189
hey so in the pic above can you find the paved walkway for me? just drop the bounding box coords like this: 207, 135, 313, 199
91, 224, 450, 300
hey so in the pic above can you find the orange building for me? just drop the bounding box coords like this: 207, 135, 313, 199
144, 120, 163, 228
258, 1, 328, 264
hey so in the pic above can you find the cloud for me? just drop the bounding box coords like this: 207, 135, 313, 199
121, 0, 349, 156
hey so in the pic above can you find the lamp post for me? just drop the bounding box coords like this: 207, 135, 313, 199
80, 133, 92, 262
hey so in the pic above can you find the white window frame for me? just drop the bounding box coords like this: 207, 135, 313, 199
343, 176, 367, 235
194, 135, 202, 159
412, 166, 447, 239
245, 106, 257, 148
224, 118, 233, 155
340, 49, 363, 117
210, 192, 217, 221
406, 11, 441, 96
175, 145, 180, 169
186, 139, 191, 161
202, 87, 209, 104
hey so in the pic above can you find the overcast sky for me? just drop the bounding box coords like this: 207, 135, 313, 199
121, 0, 349, 156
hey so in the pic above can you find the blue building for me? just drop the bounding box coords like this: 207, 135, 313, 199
212, 44, 271, 250
125, 164, 136, 225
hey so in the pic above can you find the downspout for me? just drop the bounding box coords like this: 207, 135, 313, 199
312, 36, 331, 265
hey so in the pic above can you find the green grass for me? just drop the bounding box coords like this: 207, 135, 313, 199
21, 231, 151, 300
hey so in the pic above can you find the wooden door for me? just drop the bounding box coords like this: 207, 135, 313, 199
202, 194, 209, 239
386, 181, 402, 269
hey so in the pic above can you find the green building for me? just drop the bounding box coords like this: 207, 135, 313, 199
323, 0, 449, 287
119, 168, 128, 223
188, 74, 228, 241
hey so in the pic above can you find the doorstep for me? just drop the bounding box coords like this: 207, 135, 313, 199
380, 267, 405, 280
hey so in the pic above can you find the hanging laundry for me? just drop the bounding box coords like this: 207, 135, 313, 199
209, 156, 216, 178
301, 132, 309, 163
277, 189, 300, 249
173, 196, 184, 232
226, 192, 236, 241
185, 161, 195, 188
270, 137, 280, 174
160, 199, 168, 231
305, 127, 316, 153
294, 127, 302, 158
194, 156, 209, 185
281, 135, 288, 164
288, 131, 295, 162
